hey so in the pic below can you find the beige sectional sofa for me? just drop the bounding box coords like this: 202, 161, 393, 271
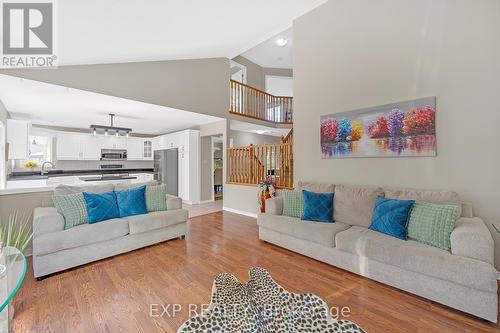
257, 181, 497, 322
32, 182, 188, 279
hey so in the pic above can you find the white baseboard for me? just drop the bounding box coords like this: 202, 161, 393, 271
223, 206, 258, 218
199, 200, 215, 204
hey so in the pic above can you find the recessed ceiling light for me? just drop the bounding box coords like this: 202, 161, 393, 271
255, 130, 267, 135
275, 38, 288, 47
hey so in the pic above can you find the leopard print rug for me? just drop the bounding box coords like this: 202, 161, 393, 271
178, 267, 365, 333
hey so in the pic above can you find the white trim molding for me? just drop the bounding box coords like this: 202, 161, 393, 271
223, 206, 257, 219
497, 271, 500, 280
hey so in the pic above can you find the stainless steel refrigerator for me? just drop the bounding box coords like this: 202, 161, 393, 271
153, 148, 178, 196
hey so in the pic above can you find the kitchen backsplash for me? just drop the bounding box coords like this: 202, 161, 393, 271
10, 159, 153, 172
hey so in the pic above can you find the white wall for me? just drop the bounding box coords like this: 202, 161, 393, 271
229, 130, 280, 147
265, 76, 293, 97
223, 184, 259, 218
294, 0, 500, 268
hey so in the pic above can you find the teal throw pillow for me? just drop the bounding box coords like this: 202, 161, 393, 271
301, 190, 334, 223
83, 191, 120, 223
369, 196, 415, 240
115, 186, 147, 218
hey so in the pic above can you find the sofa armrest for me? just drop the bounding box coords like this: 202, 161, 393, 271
33, 207, 64, 238
451, 217, 494, 265
266, 196, 283, 215
166, 195, 182, 210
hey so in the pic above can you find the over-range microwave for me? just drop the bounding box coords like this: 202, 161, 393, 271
100, 149, 127, 160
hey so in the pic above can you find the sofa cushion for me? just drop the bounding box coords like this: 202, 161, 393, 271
257, 213, 350, 247
33, 218, 129, 256
335, 226, 497, 293
297, 181, 334, 193
114, 180, 158, 191
124, 209, 188, 235
384, 187, 461, 216
54, 183, 115, 196
334, 184, 383, 228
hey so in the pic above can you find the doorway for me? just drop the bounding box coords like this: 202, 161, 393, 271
212, 136, 223, 201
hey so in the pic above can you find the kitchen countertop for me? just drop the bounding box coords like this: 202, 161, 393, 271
7, 168, 154, 181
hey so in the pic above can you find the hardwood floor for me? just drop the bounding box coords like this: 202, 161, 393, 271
13, 211, 500, 332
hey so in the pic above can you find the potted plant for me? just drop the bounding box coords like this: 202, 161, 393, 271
258, 176, 276, 213
0, 211, 33, 320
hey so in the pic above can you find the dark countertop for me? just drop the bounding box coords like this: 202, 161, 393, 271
8, 168, 154, 181
79, 175, 138, 182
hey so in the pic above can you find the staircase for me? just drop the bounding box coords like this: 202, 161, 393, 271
227, 129, 293, 189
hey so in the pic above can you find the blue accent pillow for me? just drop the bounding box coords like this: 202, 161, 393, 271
369, 196, 415, 240
83, 191, 120, 223
301, 190, 334, 223
115, 186, 147, 218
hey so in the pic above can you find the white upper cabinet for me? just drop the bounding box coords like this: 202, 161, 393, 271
126, 138, 143, 160
7, 119, 30, 160
143, 140, 153, 160
57, 133, 82, 160
80, 135, 101, 160
101, 136, 127, 150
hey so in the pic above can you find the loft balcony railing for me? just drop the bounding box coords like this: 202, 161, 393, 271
229, 79, 293, 124
227, 130, 293, 189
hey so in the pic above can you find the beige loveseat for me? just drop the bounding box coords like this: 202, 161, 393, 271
257, 181, 497, 322
32, 182, 188, 279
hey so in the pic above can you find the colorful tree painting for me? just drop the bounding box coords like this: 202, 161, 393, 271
320, 98, 436, 158
388, 109, 405, 137
337, 118, 352, 141
320, 118, 338, 142
402, 106, 435, 135
369, 116, 389, 138
351, 120, 363, 141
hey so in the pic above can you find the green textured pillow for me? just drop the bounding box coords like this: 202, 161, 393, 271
407, 201, 460, 251
282, 190, 304, 218
145, 184, 168, 212
53, 193, 88, 229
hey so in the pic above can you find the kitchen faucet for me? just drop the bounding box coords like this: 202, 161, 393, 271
41, 161, 55, 175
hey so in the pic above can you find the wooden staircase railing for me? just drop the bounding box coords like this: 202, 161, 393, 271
229, 79, 293, 124
227, 136, 293, 189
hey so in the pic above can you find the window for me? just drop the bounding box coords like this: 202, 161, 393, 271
22, 135, 52, 166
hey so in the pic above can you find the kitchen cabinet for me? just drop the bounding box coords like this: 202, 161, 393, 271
57, 133, 100, 160
126, 138, 143, 160
155, 129, 199, 203
80, 135, 101, 160
143, 140, 153, 160
101, 136, 127, 150
56, 133, 82, 160
7, 119, 30, 160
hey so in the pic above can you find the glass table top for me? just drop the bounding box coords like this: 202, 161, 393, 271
0, 247, 26, 313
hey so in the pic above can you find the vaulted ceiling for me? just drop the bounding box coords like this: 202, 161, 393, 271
55, 0, 326, 65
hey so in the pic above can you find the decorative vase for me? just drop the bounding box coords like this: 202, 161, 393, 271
260, 190, 271, 213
